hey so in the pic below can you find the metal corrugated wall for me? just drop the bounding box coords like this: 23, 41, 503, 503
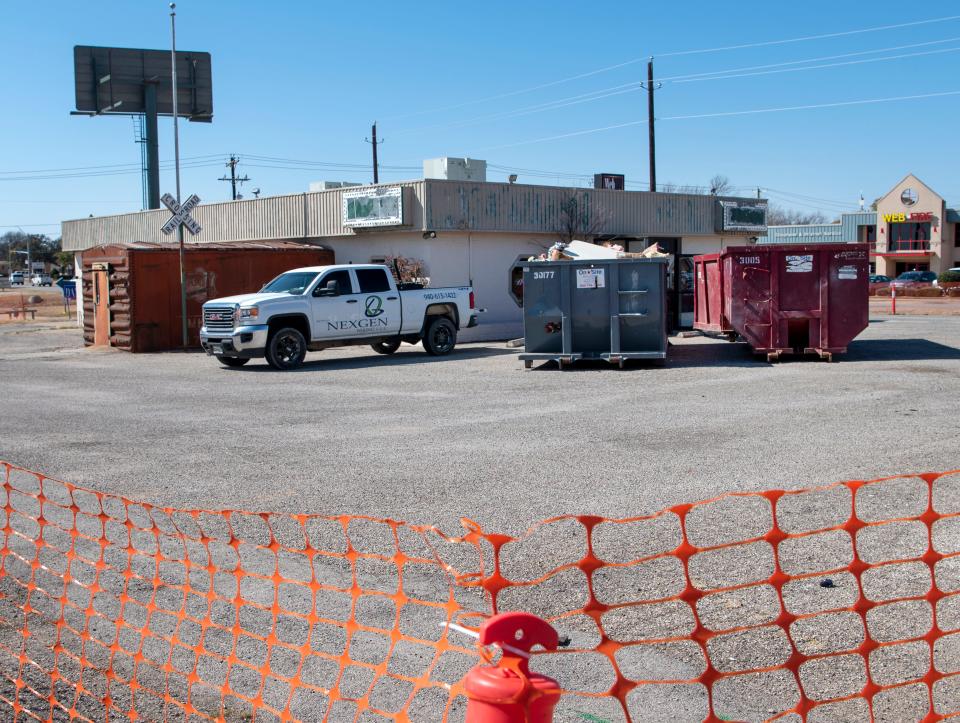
62, 180, 758, 251
422, 180, 725, 236
841, 211, 878, 241
304, 182, 425, 236
62, 184, 429, 251
762, 212, 877, 245
763, 224, 846, 244
63, 194, 309, 251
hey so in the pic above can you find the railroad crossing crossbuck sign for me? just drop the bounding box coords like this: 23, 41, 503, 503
160, 193, 202, 236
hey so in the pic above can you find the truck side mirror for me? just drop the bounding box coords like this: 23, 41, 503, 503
316, 279, 339, 297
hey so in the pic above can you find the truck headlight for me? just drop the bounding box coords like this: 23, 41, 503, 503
237, 307, 259, 323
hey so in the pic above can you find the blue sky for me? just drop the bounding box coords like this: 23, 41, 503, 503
3, 1, 960, 235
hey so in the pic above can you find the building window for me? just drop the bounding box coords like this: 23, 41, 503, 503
888, 221, 931, 251
889, 221, 930, 241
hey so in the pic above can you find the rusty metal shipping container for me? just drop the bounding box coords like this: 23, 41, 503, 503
693, 243, 869, 361
81, 242, 334, 352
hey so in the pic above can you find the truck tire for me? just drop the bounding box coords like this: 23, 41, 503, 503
422, 317, 457, 356
219, 356, 249, 367
371, 339, 401, 355
265, 327, 307, 370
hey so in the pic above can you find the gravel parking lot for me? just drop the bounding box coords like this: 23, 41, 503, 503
1, 316, 957, 533
1, 317, 959, 721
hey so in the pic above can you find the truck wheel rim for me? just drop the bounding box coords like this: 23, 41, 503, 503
432, 326, 452, 352
277, 334, 301, 362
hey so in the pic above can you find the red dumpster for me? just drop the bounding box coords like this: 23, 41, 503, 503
693, 244, 869, 361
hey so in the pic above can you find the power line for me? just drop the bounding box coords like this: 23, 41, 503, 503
0, 153, 422, 178
471, 89, 960, 152
0, 155, 424, 183
0, 160, 224, 182
389, 39, 960, 137
241, 154, 420, 171
242, 164, 417, 176
764, 192, 857, 213
0, 223, 62, 228
0, 154, 227, 176
663, 35, 960, 81
660, 15, 960, 57
675, 45, 960, 85
764, 187, 863, 208
661, 89, 960, 121
382, 14, 960, 121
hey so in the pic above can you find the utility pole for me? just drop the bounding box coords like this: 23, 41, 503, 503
219, 155, 250, 200
365, 122, 382, 184
639, 58, 661, 193
757, 187, 762, 200
170, 2, 188, 348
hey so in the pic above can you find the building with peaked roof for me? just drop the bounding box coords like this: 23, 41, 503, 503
762, 175, 958, 276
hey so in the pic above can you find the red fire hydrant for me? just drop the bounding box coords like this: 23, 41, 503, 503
464, 612, 562, 723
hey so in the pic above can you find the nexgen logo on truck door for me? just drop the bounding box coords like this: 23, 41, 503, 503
328, 296, 389, 331
365, 296, 384, 317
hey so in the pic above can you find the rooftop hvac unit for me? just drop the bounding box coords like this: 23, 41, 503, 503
423, 157, 487, 182
309, 181, 363, 192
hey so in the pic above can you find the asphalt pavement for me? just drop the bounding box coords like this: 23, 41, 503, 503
1, 317, 959, 721
1, 317, 957, 535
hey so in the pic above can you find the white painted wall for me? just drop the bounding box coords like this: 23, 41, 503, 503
323, 231, 551, 341
677, 235, 751, 255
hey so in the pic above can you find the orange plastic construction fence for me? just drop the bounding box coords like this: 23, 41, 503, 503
2, 461, 960, 722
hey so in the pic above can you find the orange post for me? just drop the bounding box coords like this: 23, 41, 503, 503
464, 612, 561, 723
891, 284, 897, 315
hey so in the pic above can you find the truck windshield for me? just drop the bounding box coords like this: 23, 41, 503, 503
261, 272, 320, 295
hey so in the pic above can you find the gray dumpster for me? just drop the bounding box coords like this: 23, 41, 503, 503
518, 257, 668, 369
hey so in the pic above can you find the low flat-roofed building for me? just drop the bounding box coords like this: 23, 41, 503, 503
62, 178, 768, 338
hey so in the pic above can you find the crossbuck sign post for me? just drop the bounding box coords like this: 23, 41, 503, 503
160, 193, 202, 236
160, 192, 202, 347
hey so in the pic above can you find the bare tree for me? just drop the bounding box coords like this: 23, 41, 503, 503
555, 191, 611, 243
658, 181, 709, 195
766, 204, 827, 225
709, 174, 733, 196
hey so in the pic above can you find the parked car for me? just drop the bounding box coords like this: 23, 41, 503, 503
868, 274, 891, 293
31, 273, 53, 286
10, 271, 25, 285
890, 270, 937, 289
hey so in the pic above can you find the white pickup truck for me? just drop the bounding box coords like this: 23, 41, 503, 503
200, 263, 478, 369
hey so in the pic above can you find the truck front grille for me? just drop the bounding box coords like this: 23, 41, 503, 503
203, 306, 235, 332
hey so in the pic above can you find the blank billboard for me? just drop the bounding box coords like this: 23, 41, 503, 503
73, 45, 212, 122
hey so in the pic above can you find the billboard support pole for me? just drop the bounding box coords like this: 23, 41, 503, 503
170, 3, 188, 348
144, 82, 160, 210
